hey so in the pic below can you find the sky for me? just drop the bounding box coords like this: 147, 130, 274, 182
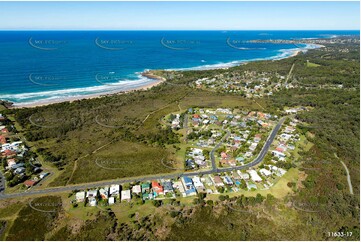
0, 1, 359, 30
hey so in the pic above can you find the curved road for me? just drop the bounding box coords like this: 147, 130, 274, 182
0, 117, 285, 200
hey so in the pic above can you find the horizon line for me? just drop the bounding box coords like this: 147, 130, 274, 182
0, 29, 359, 31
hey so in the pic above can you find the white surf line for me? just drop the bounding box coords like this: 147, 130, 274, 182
334, 153, 354, 195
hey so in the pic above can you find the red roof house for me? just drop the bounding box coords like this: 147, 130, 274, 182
24, 180, 37, 187
151, 181, 164, 195
0, 135, 6, 145
2, 149, 16, 158
221, 152, 228, 159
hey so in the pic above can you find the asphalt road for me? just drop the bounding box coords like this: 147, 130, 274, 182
0, 171, 5, 194
0, 117, 285, 200
210, 130, 231, 171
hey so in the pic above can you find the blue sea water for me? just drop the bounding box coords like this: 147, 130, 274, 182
0, 30, 358, 106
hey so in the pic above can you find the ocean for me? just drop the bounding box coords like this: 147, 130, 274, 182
0, 30, 358, 106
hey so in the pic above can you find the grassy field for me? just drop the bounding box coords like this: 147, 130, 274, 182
65, 141, 178, 185
306, 61, 321, 67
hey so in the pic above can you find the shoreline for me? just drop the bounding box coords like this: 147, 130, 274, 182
9, 72, 165, 109
5, 44, 321, 109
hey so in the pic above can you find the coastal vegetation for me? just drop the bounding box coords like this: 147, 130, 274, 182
1, 38, 359, 240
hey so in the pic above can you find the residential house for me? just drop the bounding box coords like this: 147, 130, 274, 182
0, 135, 6, 145
212, 175, 224, 187
121, 190, 131, 202
75, 191, 86, 202
173, 181, 186, 197
248, 170, 263, 183
223, 176, 234, 185
249, 143, 258, 152
247, 183, 258, 190
141, 182, 151, 193
181, 176, 197, 196
2, 149, 16, 158
151, 181, 164, 196
86, 190, 98, 206
232, 171, 241, 180
269, 165, 287, 177
236, 156, 245, 164
109, 184, 120, 197
259, 168, 272, 177
237, 171, 248, 179
142, 192, 153, 200
24, 180, 37, 187
6, 158, 16, 168
202, 176, 213, 186
272, 150, 286, 159
132, 185, 141, 195
11, 163, 24, 170
39, 172, 49, 179
87, 190, 98, 199
109, 197, 115, 205
99, 187, 109, 199
14, 167, 25, 175
162, 181, 174, 194
192, 176, 205, 192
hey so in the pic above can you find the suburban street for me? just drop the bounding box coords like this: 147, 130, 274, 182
0, 117, 285, 200
210, 130, 231, 171
0, 171, 5, 194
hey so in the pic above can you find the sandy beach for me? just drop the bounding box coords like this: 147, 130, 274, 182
10, 71, 166, 109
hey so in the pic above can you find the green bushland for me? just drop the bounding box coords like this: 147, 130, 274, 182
5, 196, 63, 241
2, 38, 359, 240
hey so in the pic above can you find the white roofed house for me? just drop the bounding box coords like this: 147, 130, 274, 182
249, 142, 258, 152
248, 170, 263, 183
109, 197, 115, 205
272, 150, 286, 159
86, 190, 98, 206
259, 168, 272, 177
109, 184, 120, 197
6, 159, 16, 170
86, 190, 98, 198
202, 119, 210, 125
276, 168, 287, 177
99, 187, 109, 199
14, 167, 25, 175
192, 176, 205, 192
173, 181, 186, 197
279, 133, 292, 142
121, 190, 131, 202
75, 191, 86, 203
285, 109, 298, 114
269, 165, 287, 177
237, 171, 250, 180
132, 184, 142, 195
223, 176, 233, 185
